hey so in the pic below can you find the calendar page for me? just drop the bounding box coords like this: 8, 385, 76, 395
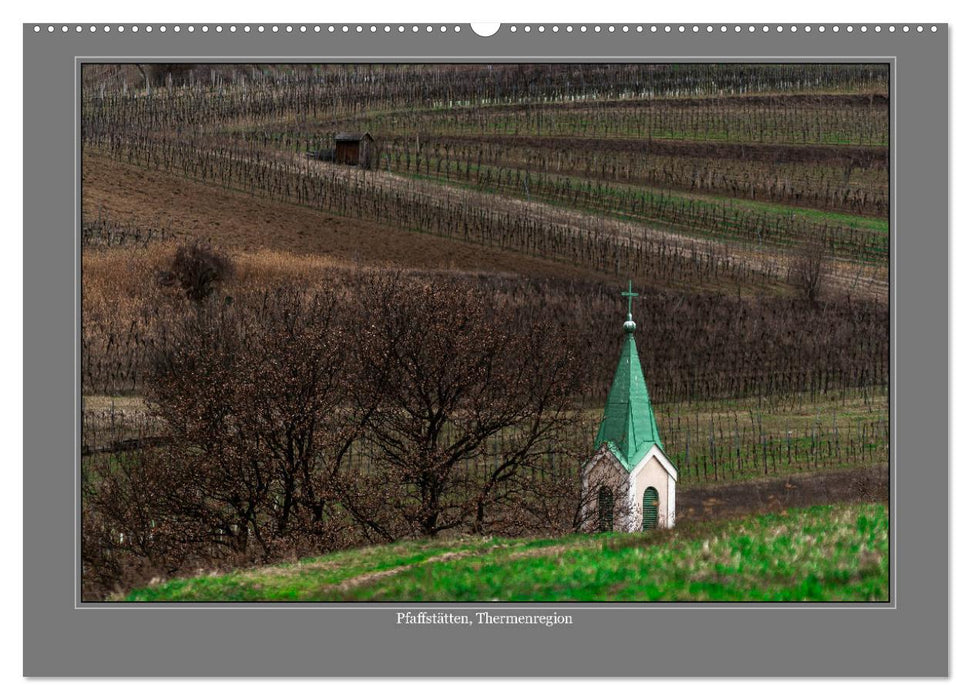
22, 22, 948, 677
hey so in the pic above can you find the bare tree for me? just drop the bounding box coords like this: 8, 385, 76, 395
789, 237, 828, 306
145, 288, 364, 553
339, 275, 584, 539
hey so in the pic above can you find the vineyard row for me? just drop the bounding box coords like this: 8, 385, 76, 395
84, 133, 794, 293
81, 404, 889, 486
83, 63, 890, 135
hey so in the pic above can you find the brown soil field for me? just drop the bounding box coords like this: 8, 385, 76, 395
679, 463, 889, 522
82, 153, 617, 284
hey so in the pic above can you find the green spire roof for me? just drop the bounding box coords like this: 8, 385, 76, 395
594, 282, 664, 472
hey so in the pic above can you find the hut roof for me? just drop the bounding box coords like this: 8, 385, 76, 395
334, 131, 373, 142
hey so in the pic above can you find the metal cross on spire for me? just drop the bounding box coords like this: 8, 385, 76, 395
621, 280, 639, 333
621, 280, 639, 316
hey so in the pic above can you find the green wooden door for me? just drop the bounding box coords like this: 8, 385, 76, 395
598, 486, 614, 532
642, 487, 659, 530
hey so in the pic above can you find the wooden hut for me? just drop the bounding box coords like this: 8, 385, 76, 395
334, 132, 374, 168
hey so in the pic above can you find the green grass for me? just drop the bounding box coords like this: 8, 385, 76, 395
125, 502, 889, 602
123, 536, 562, 602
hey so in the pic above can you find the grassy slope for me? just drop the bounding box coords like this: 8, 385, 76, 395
125, 502, 888, 603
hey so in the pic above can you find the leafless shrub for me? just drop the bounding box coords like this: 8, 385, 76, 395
163, 240, 234, 303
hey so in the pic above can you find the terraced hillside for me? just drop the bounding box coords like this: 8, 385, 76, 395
81, 63, 890, 601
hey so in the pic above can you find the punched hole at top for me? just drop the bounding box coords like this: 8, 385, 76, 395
471, 23, 501, 37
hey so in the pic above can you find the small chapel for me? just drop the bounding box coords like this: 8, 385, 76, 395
582, 281, 678, 532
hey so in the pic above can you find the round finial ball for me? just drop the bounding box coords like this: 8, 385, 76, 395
624, 318, 637, 332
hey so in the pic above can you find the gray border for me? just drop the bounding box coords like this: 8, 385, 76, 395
24, 25, 947, 676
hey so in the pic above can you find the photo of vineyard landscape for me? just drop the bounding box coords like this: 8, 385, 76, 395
81, 63, 890, 603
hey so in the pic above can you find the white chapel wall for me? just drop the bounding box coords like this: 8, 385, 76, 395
581, 450, 629, 532
630, 453, 674, 530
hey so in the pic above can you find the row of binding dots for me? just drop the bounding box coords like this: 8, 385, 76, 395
33, 24, 939, 34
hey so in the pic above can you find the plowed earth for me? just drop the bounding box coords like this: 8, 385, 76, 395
82, 153, 616, 284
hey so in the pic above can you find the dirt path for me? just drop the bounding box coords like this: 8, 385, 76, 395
284, 542, 575, 597
326, 550, 478, 593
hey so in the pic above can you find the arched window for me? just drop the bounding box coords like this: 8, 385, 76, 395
597, 486, 614, 533
642, 487, 659, 531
